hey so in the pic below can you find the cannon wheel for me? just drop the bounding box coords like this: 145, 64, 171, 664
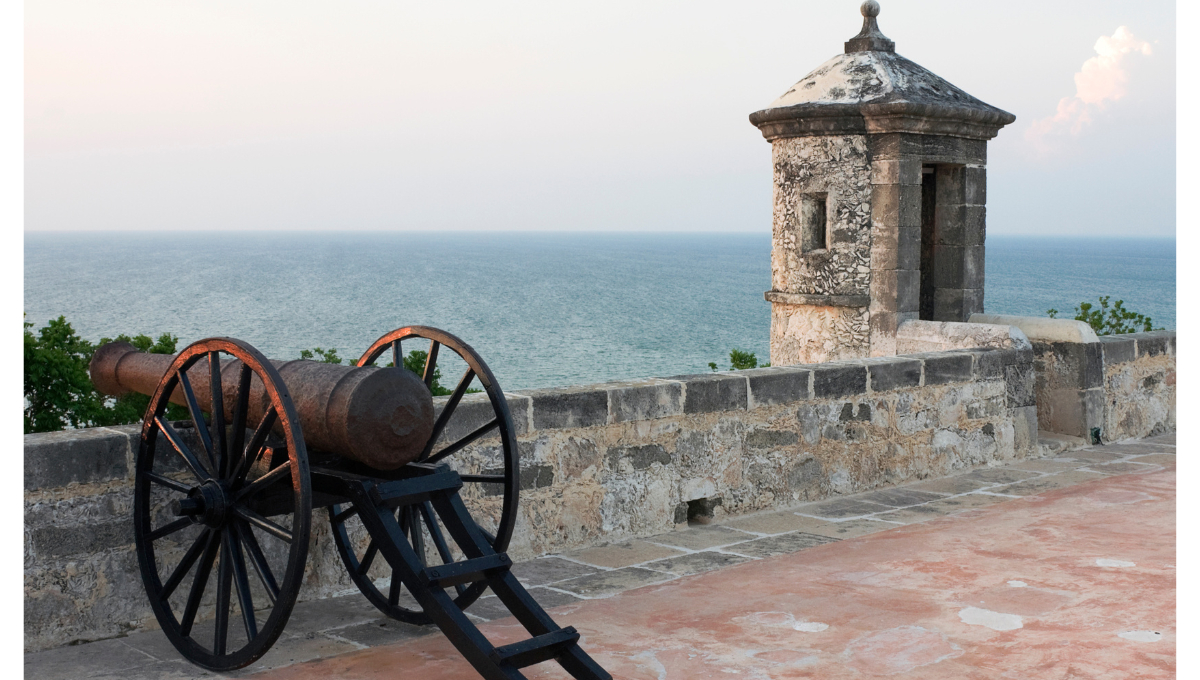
133, 338, 311, 671
328, 326, 519, 624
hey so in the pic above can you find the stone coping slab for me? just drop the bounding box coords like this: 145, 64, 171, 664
25, 436, 1175, 679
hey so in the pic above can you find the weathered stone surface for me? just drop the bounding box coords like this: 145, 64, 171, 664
1097, 336, 1136, 365
606, 379, 684, 423
643, 551, 752, 576
517, 386, 608, 430
745, 367, 810, 408
868, 357, 921, 393
726, 532, 836, 558
770, 303, 870, 366
919, 352, 975, 385
645, 526, 755, 551
553, 567, 673, 598
811, 362, 867, 398
24, 427, 131, 491
1134, 331, 1174, 357
672, 373, 748, 414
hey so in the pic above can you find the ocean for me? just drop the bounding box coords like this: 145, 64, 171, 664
24, 232, 1175, 391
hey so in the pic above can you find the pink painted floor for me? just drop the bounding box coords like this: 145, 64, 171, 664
254, 468, 1175, 679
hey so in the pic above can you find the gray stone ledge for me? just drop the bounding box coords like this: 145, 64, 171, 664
511, 386, 608, 431
24, 427, 133, 492
668, 373, 749, 414
811, 362, 868, 399
864, 357, 922, 392
764, 290, 870, 308
743, 367, 811, 408
605, 379, 685, 423
1131, 330, 1175, 357
915, 352, 975, 385
1097, 336, 1136, 366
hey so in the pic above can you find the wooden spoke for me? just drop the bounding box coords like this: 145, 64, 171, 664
233, 460, 292, 503
425, 418, 499, 464
148, 517, 193, 542
388, 567, 403, 606
422, 340, 441, 390
156, 416, 212, 482
402, 506, 426, 567
143, 470, 192, 494
331, 505, 358, 525
227, 529, 259, 641
179, 531, 220, 637
160, 529, 211, 601
234, 406, 277, 485
479, 527, 497, 545
234, 507, 293, 543
357, 540, 379, 576
391, 339, 402, 369
176, 370, 215, 468
459, 474, 505, 484
236, 520, 279, 606
213, 533, 234, 656
227, 363, 253, 482
209, 352, 227, 477
419, 368, 476, 461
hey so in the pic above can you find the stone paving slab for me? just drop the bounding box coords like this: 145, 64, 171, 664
26, 437, 1175, 679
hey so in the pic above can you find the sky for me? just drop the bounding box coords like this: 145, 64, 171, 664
23, 0, 1176, 236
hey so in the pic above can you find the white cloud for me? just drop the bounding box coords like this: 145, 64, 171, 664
1026, 26, 1152, 144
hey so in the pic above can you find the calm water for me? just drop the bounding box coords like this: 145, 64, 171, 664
24, 232, 1175, 391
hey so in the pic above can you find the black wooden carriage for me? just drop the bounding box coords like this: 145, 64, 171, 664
107, 327, 610, 679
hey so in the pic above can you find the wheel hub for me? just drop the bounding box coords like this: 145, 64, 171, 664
172, 480, 232, 528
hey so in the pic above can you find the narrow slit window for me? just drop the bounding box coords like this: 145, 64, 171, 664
800, 193, 828, 252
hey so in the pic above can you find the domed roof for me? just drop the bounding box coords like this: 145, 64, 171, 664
750, 2, 1014, 140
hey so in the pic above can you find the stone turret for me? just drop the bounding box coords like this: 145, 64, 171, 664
750, 1, 1014, 365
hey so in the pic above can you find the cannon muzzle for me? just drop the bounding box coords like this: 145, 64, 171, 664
90, 341, 435, 470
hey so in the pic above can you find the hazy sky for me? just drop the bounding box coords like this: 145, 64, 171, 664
24, 0, 1176, 235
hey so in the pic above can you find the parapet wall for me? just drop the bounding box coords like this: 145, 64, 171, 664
1031, 330, 1176, 442
24, 346, 1038, 652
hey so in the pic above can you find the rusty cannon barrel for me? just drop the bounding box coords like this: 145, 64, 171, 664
90, 341, 435, 470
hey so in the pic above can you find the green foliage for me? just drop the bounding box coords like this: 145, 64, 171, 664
24, 316, 104, 433
709, 349, 769, 372
1047, 296, 1161, 335
299, 347, 344, 364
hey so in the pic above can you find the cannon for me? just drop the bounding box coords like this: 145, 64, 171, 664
90, 326, 610, 679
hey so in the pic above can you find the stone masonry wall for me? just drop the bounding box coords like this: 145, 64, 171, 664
1032, 330, 1175, 442
24, 346, 1038, 652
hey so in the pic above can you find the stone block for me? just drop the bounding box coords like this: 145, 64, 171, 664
1012, 404, 1039, 454
932, 288, 966, 322
899, 185, 922, 228
920, 352, 975, 385
24, 427, 131, 491
869, 226, 919, 271
897, 227, 920, 270
671, 373, 749, 414
509, 557, 599, 586
797, 497, 891, 519
963, 205, 986, 245
1005, 364, 1037, 408
866, 357, 922, 392
642, 551, 753, 576
870, 158, 922, 185
647, 525, 756, 550
1034, 341, 1104, 390
606, 379, 684, 422
517, 387, 608, 430
870, 183, 900, 228
934, 204, 966, 246
553, 567, 674, 597
1135, 331, 1175, 357
856, 488, 944, 507
725, 532, 836, 558
967, 348, 1004, 379
744, 366, 810, 407
811, 362, 868, 399
932, 245, 965, 287
922, 136, 987, 164
1098, 336, 1136, 365
745, 429, 800, 450
963, 246, 985, 290
566, 540, 683, 569
964, 166, 987, 205
963, 288, 985, 317
606, 444, 672, 471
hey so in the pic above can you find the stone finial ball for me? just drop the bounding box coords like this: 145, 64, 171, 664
861, 0, 881, 17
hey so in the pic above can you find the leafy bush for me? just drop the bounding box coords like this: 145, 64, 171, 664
23, 316, 184, 433
709, 348, 769, 372
1047, 296, 1161, 335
